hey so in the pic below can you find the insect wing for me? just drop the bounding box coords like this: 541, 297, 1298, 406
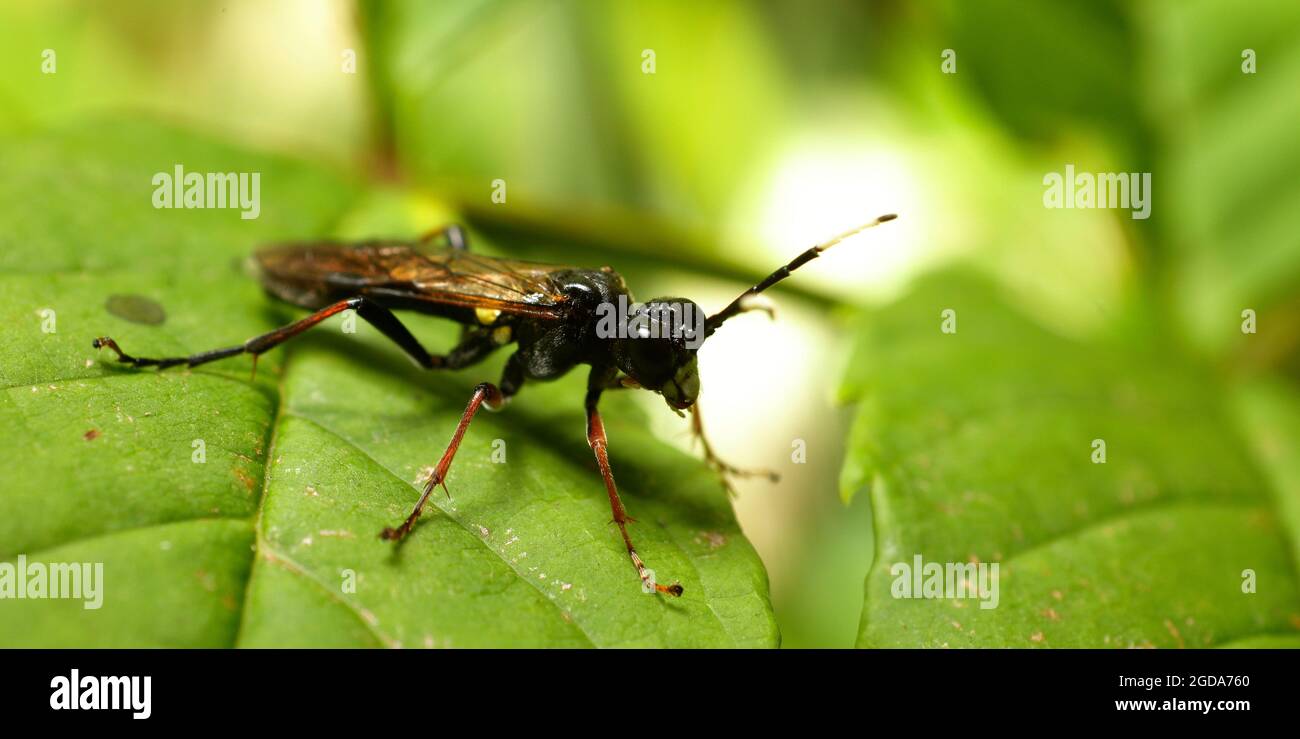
257, 240, 569, 319
408, 246, 571, 318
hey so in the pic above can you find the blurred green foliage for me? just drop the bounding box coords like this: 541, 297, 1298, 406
842, 273, 1300, 647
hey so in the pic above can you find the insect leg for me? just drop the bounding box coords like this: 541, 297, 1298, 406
93, 296, 484, 373
585, 372, 683, 597
690, 402, 779, 497
380, 380, 507, 542
416, 224, 469, 251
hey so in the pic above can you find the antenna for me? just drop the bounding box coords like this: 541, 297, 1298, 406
704, 213, 897, 338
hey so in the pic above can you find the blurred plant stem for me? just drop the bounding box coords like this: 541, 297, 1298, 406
418, 187, 837, 308
355, 1, 397, 181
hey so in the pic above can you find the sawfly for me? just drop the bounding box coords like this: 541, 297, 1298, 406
93, 214, 897, 596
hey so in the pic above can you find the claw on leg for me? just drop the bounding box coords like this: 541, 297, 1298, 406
379, 471, 443, 542
381, 382, 501, 543
690, 404, 780, 497
587, 378, 682, 597
631, 549, 683, 597
92, 336, 128, 361
93, 336, 166, 368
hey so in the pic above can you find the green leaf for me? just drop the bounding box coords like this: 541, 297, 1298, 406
1232, 378, 1300, 569
841, 272, 1300, 648
1148, 0, 1300, 355
0, 120, 776, 648
939, 0, 1140, 147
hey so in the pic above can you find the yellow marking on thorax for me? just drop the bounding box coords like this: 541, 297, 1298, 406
475, 307, 502, 325
492, 326, 513, 345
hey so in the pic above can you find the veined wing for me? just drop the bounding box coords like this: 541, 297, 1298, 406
255, 240, 571, 319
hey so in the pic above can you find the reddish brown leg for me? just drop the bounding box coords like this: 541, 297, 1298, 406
380, 382, 504, 541
94, 296, 446, 375
690, 402, 779, 497
586, 383, 682, 597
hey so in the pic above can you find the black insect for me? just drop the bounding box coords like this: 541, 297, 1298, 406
93, 215, 897, 596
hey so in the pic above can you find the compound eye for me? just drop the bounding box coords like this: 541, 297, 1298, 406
629, 339, 674, 388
